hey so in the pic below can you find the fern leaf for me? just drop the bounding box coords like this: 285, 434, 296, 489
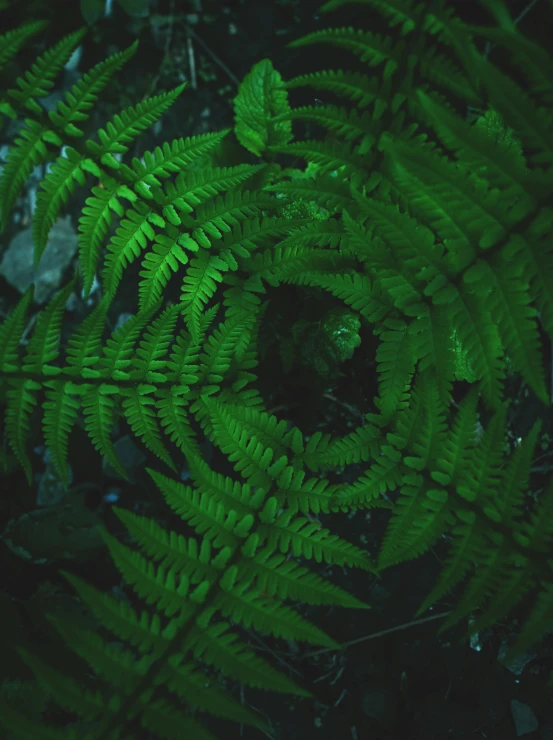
0, 287, 34, 373
475, 48, 553, 168
407, 308, 455, 407
48, 41, 138, 137
42, 380, 82, 487
65, 296, 110, 379
101, 199, 158, 297
456, 403, 507, 506
234, 58, 292, 156
331, 444, 403, 510
185, 619, 310, 695
416, 90, 532, 199
465, 14, 553, 106
62, 570, 169, 656
504, 481, 553, 658
180, 252, 230, 342
245, 547, 369, 607
509, 577, 553, 662
277, 219, 344, 250
463, 257, 548, 404
286, 68, 380, 108
270, 138, 365, 177
58, 617, 268, 731
314, 421, 380, 470
138, 230, 191, 307
0, 21, 47, 72
455, 422, 542, 633
379, 474, 453, 567
264, 173, 351, 211
0, 701, 74, 740
133, 304, 180, 384
275, 103, 377, 148
215, 568, 341, 647
375, 317, 416, 417
126, 130, 230, 184
448, 294, 505, 409
121, 387, 176, 472
6, 28, 86, 115
161, 164, 265, 215
22, 278, 75, 374
288, 26, 396, 71
0, 119, 56, 231
5, 378, 41, 484
263, 509, 375, 571
190, 188, 278, 246
81, 384, 128, 480
17, 647, 106, 719
78, 177, 123, 296
32, 147, 97, 265
433, 387, 479, 482
85, 85, 186, 169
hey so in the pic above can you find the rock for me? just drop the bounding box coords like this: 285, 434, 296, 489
0, 215, 77, 303
511, 699, 539, 737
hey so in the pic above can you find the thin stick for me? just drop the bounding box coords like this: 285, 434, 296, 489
186, 25, 240, 87
304, 611, 451, 658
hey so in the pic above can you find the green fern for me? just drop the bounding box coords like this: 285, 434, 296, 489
1, 1, 553, 737
234, 58, 292, 157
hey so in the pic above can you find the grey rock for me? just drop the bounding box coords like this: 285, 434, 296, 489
497, 640, 537, 675
0, 216, 77, 303
103, 435, 147, 481
511, 699, 539, 736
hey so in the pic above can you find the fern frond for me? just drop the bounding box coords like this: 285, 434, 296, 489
6, 28, 86, 116
180, 251, 230, 342
264, 173, 351, 211
286, 69, 380, 108
234, 58, 292, 157
261, 506, 375, 570
415, 90, 533, 199
125, 129, 230, 183
137, 228, 192, 308
472, 44, 553, 168
32, 147, 100, 265
191, 188, 279, 244
243, 243, 338, 292
215, 567, 341, 647
218, 215, 308, 263
4, 377, 41, 484
274, 103, 377, 147
0, 701, 76, 740
374, 317, 416, 418
48, 41, 138, 137
0, 119, 59, 231
0, 286, 34, 374
288, 26, 396, 70
407, 308, 455, 408
42, 380, 82, 487
270, 138, 365, 177
156, 164, 266, 220
463, 15, 553, 106
0, 21, 47, 75
85, 84, 186, 169
101, 199, 159, 298
2, 3, 553, 736
462, 257, 548, 404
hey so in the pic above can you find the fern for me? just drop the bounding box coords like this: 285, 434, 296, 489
1, 1, 553, 737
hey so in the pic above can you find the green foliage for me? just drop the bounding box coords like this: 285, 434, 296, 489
234, 58, 293, 157
1, 1, 553, 737
290, 306, 362, 380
